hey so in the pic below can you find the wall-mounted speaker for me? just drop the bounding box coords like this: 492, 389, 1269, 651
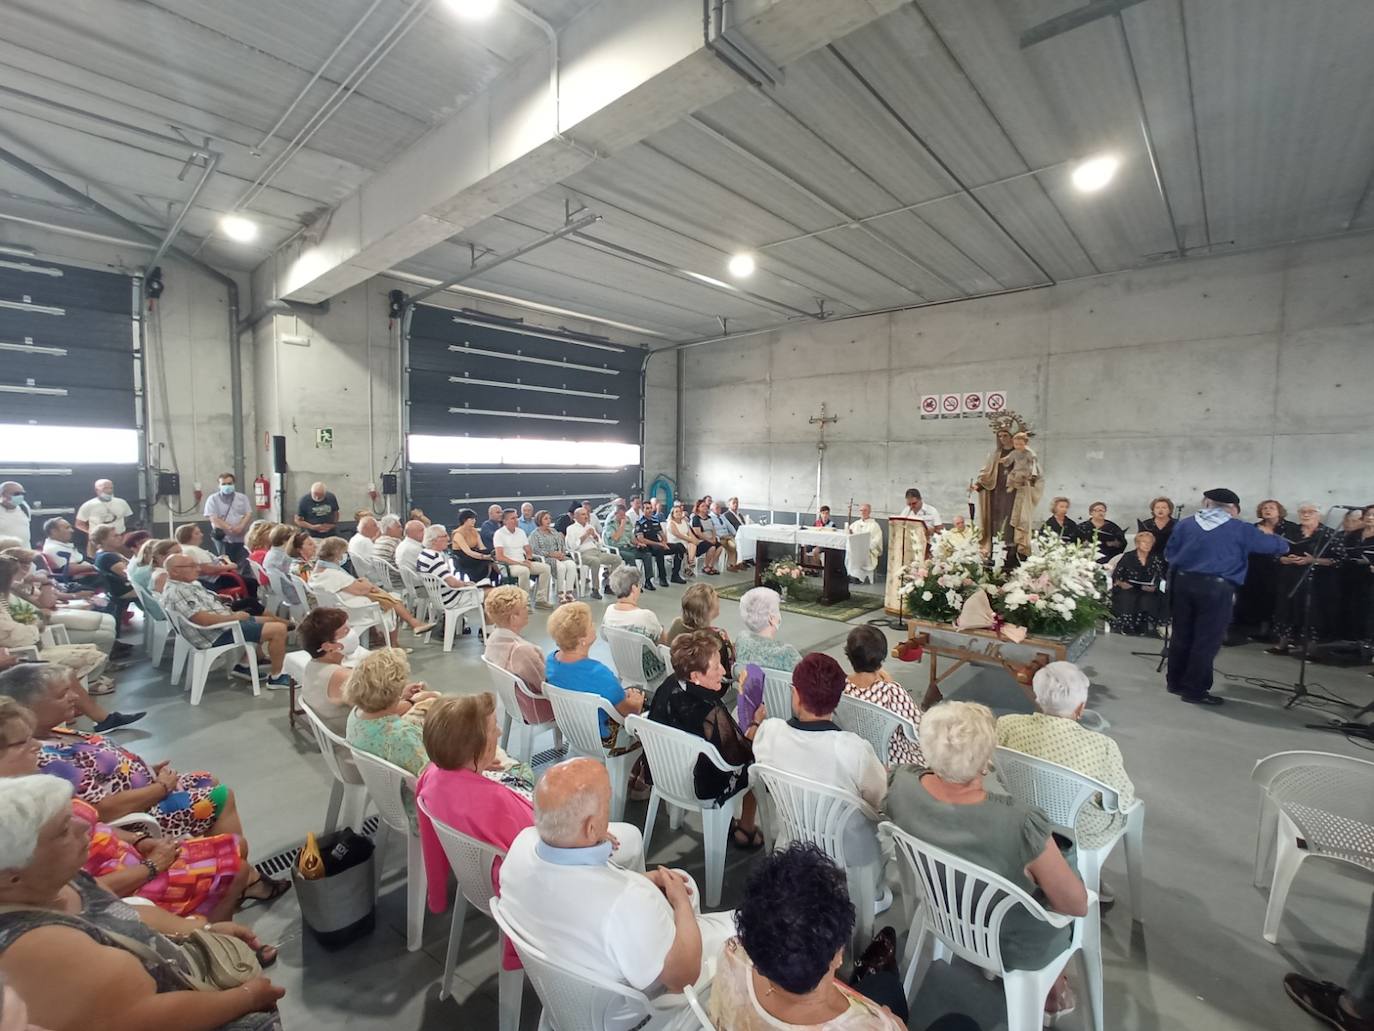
271, 435, 287, 474
380, 474, 398, 496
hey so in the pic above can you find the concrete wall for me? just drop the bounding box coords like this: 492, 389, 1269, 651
679, 233, 1374, 524
0, 220, 250, 531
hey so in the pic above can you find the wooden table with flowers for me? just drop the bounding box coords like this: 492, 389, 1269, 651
893, 529, 1108, 708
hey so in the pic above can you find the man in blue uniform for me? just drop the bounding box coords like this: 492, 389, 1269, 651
1165, 487, 1289, 706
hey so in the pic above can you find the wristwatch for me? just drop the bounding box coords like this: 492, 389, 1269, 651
142, 858, 160, 881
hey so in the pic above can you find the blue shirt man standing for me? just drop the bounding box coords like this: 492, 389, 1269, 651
1164, 488, 1288, 706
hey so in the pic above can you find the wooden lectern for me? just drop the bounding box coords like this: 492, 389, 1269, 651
884, 517, 930, 616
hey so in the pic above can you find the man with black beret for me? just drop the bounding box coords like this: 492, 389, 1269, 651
1164, 487, 1290, 706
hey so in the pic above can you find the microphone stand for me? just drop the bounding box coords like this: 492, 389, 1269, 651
1130, 566, 1171, 672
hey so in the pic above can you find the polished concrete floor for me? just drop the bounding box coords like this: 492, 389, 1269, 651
95, 569, 1374, 1030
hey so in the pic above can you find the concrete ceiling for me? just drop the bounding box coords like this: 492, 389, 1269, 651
1, 0, 1372, 341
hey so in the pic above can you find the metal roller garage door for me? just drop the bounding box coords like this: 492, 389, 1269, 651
0, 256, 141, 542
404, 306, 646, 522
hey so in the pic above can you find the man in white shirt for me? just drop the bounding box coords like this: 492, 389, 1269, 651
0, 482, 32, 543
75, 478, 134, 541
394, 519, 425, 572
373, 514, 403, 565
752, 652, 888, 890
348, 516, 379, 566
846, 503, 883, 583
899, 487, 942, 532
40, 517, 99, 583
498, 759, 729, 1031
566, 506, 623, 600
202, 472, 254, 563
491, 508, 550, 602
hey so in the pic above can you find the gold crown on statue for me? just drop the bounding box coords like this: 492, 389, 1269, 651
986, 409, 1034, 437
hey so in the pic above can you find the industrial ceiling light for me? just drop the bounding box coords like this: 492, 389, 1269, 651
727, 252, 756, 278
446, 0, 499, 19
219, 214, 259, 242
1071, 154, 1119, 193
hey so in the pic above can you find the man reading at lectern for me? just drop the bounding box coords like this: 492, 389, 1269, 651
899, 489, 941, 532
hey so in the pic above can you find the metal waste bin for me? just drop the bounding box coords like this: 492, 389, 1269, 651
292, 847, 376, 950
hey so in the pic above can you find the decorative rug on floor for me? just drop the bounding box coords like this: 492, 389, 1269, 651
714, 581, 886, 623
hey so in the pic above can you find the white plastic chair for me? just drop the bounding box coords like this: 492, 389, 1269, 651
681, 985, 713, 1030
375, 558, 415, 607
166, 614, 260, 706
299, 703, 368, 835
312, 585, 389, 639
571, 550, 595, 598
760, 666, 794, 723
834, 693, 917, 766
886, 821, 1103, 1031
414, 797, 525, 1030
544, 682, 640, 822
625, 714, 744, 907
994, 746, 1146, 922
491, 897, 687, 1031
749, 763, 883, 954
1251, 750, 1374, 944
418, 573, 486, 651
397, 564, 432, 622
602, 624, 670, 693
349, 746, 427, 951
129, 580, 174, 666
482, 658, 560, 764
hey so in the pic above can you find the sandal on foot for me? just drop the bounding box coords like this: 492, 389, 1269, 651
241, 873, 290, 907
729, 819, 763, 850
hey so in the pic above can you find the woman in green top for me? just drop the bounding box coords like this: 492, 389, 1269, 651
885, 700, 1088, 1024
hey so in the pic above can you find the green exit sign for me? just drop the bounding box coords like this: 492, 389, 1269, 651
315, 427, 334, 448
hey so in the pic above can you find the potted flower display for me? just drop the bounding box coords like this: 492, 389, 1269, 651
764, 557, 809, 600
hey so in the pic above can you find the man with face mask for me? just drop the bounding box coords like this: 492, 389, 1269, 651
0, 483, 31, 544
202, 472, 254, 563
74, 478, 133, 542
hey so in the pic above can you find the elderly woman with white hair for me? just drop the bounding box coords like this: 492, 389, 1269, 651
0, 775, 285, 1029
601, 565, 668, 683
997, 662, 1135, 859
734, 586, 803, 672
888, 701, 1087, 1023
1270, 502, 1344, 655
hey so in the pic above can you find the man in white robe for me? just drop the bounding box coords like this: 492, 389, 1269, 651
846, 503, 883, 582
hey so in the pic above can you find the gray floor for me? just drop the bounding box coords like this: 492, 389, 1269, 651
101, 570, 1374, 1030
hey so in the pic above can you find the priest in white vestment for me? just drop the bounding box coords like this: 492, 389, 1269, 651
847, 503, 883, 581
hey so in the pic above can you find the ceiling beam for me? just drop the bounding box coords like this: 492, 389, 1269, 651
1114, 13, 1184, 258
1019, 0, 1151, 49
1177, 0, 1212, 249
272, 0, 907, 303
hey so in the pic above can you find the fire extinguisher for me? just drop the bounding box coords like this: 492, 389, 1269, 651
253, 475, 270, 510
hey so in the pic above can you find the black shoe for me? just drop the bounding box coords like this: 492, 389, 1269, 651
1181, 693, 1224, 706
1283, 973, 1374, 1030
92, 711, 146, 732
658, 579, 670, 588
643, 581, 657, 591
671, 575, 688, 585
590, 590, 603, 600
1166, 685, 1182, 695
110, 642, 134, 659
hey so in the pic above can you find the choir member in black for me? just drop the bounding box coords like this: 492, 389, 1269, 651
1080, 501, 1125, 563
1143, 496, 1178, 558
1042, 496, 1078, 542
1338, 504, 1374, 645
1111, 528, 1168, 636
1269, 503, 1344, 654
1232, 499, 1297, 639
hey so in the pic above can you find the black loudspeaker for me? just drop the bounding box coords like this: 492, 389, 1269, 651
271, 435, 287, 473
380, 474, 398, 496
155, 471, 180, 497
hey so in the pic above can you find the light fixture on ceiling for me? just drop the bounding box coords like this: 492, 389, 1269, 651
219, 214, 259, 243
446, 0, 499, 20
727, 252, 756, 278
1071, 154, 1119, 193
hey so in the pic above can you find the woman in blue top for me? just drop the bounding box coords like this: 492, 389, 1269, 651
545, 601, 643, 752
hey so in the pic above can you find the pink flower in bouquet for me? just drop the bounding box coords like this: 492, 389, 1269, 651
1027, 593, 1040, 602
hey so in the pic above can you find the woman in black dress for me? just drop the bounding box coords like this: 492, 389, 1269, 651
450, 507, 501, 584
1041, 497, 1078, 542
1338, 504, 1374, 645
1111, 528, 1167, 635
1080, 501, 1125, 563
1142, 497, 1178, 559
1270, 503, 1344, 653
1232, 499, 1297, 638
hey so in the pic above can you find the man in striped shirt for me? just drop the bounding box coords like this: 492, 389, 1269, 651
415, 524, 475, 608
